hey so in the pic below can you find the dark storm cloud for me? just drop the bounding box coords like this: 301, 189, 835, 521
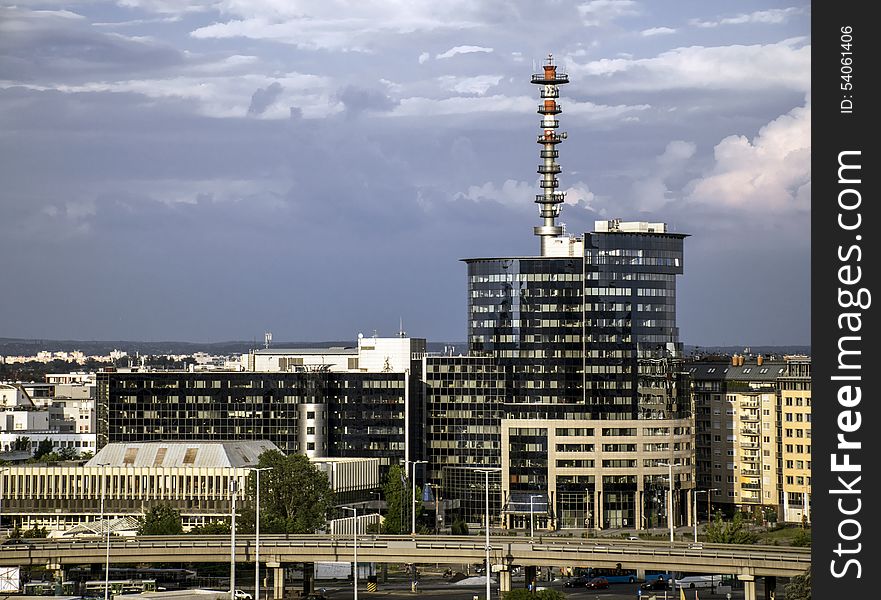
336, 85, 399, 117
247, 81, 284, 116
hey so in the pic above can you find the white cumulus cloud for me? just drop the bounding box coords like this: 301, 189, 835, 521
435, 45, 493, 60
691, 7, 806, 28
577, 0, 642, 26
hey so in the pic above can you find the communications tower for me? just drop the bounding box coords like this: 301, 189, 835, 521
531, 54, 569, 256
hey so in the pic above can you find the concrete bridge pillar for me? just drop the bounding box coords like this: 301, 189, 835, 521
498, 568, 511, 594
302, 563, 315, 595
634, 490, 642, 530
267, 563, 284, 600
524, 566, 537, 590
764, 575, 776, 600
686, 489, 693, 527
739, 574, 757, 600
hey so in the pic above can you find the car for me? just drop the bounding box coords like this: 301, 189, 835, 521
640, 576, 671, 591
585, 577, 609, 590
234, 590, 253, 600
627, 535, 640, 541
563, 576, 591, 588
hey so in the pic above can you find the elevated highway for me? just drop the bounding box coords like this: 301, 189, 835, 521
2, 535, 808, 600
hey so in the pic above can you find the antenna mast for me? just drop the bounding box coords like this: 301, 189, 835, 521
531, 54, 570, 256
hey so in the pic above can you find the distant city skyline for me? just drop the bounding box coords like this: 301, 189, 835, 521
0, 1, 810, 346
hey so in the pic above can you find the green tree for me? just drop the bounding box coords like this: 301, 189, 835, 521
503, 588, 565, 600
12, 436, 30, 452
33, 438, 54, 460
704, 511, 758, 544
240, 450, 334, 534
790, 528, 811, 547
380, 464, 422, 534
138, 504, 184, 535
784, 569, 810, 600
22, 525, 49, 538
451, 518, 469, 535
189, 521, 231, 534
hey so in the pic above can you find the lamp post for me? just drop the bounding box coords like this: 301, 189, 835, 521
0, 467, 9, 535
411, 460, 427, 535
657, 463, 674, 543
96, 462, 111, 600
230, 477, 238, 600
529, 495, 542, 541
250, 468, 271, 600
342, 507, 358, 600
693, 489, 718, 543
475, 468, 501, 600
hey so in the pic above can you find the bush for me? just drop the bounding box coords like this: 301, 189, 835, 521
503, 589, 565, 600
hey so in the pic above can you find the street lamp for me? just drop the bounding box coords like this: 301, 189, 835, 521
411, 460, 427, 535
475, 468, 501, 600
342, 507, 358, 600
250, 468, 272, 600
657, 462, 674, 543
230, 477, 239, 600
693, 489, 718, 543
529, 495, 542, 541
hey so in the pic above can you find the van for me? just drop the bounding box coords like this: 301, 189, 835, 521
674, 575, 723, 589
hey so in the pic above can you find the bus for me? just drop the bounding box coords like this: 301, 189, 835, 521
84, 579, 158, 597
574, 564, 638, 584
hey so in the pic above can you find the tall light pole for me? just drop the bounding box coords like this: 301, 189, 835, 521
657, 462, 674, 543
0, 467, 9, 535
529, 495, 542, 541
475, 468, 501, 600
342, 507, 358, 600
230, 477, 238, 600
411, 460, 427, 535
96, 462, 111, 600
693, 489, 719, 543
250, 468, 271, 600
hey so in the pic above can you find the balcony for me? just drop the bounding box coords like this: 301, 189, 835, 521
741, 468, 760, 476
741, 426, 760, 436
537, 133, 565, 144
740, 412, 760, 422
740, 441, 759, 449
532, 73, 570, 84
537, 164, 562, 175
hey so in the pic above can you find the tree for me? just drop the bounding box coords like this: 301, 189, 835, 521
33, 438, 54, 460
240, 450, 334, 534
380, 464, 422, 534
138, 504, 184, 535
451, 518, 469, 535
704, 511, 758, 544
784, 569, 810, 600
12, 436, 30, 452
791, 528, 811, 547
22, 525, 49, 538
189, 521, 231, 534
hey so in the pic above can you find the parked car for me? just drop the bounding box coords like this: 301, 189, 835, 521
563, 576, 591, 588
585, 577, 609, 590
234, 590, 253, 600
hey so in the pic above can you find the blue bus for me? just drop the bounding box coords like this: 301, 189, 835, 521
574, 565, 638, 584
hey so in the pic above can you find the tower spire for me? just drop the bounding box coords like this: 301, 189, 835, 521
531, 54, 569, 256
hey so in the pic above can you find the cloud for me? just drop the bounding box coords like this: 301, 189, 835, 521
627, 140, 697, 212
247, 81, 283, 116
435, 45, 493, 60
577, 0, 642, 26
641, 27, 676, 36
337, 84, 399, 116
418, 52, 430, 64
566, 39, 810, 93
457, 179, 534, 209
437, 75, 503, 96
691, 7, 805, 28
188, 2, 484, 50
686, 97, 810, 213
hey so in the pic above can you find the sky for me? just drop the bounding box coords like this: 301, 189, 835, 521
0, 0, 811, 346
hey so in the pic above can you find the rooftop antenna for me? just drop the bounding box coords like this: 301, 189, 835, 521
531, 53, 570, 256
264, 332, 272, 349
399, 317, 406, 338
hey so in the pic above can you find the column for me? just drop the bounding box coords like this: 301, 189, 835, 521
268, 564, 284, 600
686, 489, 693, 527
596, 490, 603, 530
524, 566, 537, 590
302, 563, 315, 595
739, 574, 757, 600
634, 490, 642, 530
764, 576, 777, 600
498, 568, 512, 593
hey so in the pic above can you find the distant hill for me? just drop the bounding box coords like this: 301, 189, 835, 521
0, 337, 465, 356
